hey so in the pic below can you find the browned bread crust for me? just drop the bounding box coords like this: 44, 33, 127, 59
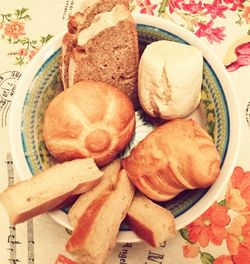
43, 81, 135, 166
68, 159, 121, 228
122, 119, 221, 201
126, 192, 177, 247
66, 169, 135, 264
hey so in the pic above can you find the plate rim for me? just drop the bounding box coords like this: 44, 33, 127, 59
9, 14, 241, 243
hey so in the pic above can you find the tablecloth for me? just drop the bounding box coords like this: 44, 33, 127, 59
1, 1, 250, 263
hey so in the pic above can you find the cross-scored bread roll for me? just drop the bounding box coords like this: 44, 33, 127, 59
43, 80, 135, 166
122, 119, 221, 201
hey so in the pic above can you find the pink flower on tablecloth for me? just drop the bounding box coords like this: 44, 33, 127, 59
18, 48, 28, 56
233, 245, 250, 264
226, 41, 250, 72
226, 215, 250, 255
213, 255, 234, 264
29, 48, 39, 60
242, 6, 250, 24
0, 23, 3, 29
226, 166, 250, 213
4, 19, 25, 39
182, 243, 200, 258
182, 0, 203, 14
204, 0, 227, 19
168, 0, 183, 14
186, 203, 230, 247
136, 0, 158, 16
222, 0, 244, 11
195, 21, 225, 44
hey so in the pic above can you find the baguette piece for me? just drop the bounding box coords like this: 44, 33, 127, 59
66, 169, 135, 264
126, 192, 177, 247
0, 158, 103, 225
68, 159, 121, 228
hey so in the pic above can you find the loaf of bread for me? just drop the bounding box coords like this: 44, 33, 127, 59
61, 0, 139, 107
122, 119, 221, 201
0, 158, 103, 224
43, 81, 135, 166
66, 169, 135, 264
68, 159, 121, 228
126, 192, 176, 247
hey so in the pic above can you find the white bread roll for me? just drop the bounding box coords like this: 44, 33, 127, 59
43, 80, 135, 166
0, 158, 103, 224
138, 40, 203, 119
122, 119, 221, 201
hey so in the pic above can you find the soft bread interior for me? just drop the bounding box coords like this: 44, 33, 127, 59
0, 158, 103, 224
77, 5, 131, 46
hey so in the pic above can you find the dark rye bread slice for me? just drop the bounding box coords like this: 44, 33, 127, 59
61, 1, 139, 108
61, 0, 129, 88
61, 0, 130, 88
69, 14, 139, 107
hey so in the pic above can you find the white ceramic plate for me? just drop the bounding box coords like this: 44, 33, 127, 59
9, 14, 241, 243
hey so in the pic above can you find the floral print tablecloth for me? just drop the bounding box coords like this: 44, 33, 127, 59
1, 1, 250, 264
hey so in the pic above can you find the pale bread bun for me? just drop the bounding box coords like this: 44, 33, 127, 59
138, 40, 202, 119
0, 158, 103, 225
43, 81, 135, 166
66, 169, 135, 264
126, 192, 176, 247
122, 119, 221, 201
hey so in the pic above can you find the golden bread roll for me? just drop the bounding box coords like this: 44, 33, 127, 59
122, 119, 221, 201
43, 80, 135, 166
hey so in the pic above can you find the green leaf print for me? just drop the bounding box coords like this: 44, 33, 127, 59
200, 252, 214, 264
180, 228, 194, 244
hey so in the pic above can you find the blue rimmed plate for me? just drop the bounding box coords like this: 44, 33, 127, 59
9, 14, 240, 243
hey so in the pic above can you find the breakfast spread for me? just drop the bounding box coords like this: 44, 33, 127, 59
138, 40, 203, 119
0, 0, 222, 263
43, 80, 135, 166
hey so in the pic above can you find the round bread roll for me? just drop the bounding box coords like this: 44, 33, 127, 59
122, 119, 221, 201
43, 80, 135, 166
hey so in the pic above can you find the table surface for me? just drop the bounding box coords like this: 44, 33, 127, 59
1, 1, 250, 264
